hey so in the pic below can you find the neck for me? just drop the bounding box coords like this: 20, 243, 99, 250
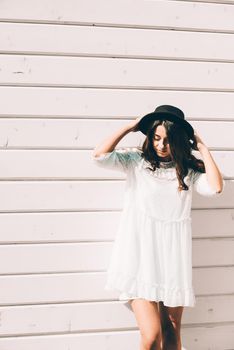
158, 155, 172, 162
158, 158, 175, 169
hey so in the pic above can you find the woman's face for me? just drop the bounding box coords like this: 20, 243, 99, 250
153, 124, 172, 161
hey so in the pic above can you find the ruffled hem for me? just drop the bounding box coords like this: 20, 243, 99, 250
104, 271, 196, 308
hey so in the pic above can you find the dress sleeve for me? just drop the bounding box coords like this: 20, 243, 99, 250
92, 148, 141, 173
192, 170, 226, 197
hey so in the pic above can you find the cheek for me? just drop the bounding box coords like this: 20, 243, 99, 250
153, 141, 170, 150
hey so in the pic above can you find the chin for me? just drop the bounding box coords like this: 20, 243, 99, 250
156, 152, 172, 160
157, 152, 170, 157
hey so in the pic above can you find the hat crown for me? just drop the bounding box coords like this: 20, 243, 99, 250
154, 105, 185, 120
138, 104, 194, 138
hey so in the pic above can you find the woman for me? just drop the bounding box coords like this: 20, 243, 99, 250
92, 105, 224, 350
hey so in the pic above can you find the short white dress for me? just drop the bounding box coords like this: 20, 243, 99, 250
92, 147, 224, 309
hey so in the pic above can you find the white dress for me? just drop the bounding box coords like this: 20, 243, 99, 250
92, 147, 224, 309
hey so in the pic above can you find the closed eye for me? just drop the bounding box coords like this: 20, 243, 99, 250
154, 137, 168, 143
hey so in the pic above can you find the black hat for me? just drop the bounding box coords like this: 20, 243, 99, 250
138, 105, 194, 139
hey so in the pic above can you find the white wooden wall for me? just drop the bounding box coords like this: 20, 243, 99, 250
0, 1, 233, 349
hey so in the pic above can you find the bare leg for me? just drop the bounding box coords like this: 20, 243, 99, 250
158, 301, 184, 350
129, 299, 163, 350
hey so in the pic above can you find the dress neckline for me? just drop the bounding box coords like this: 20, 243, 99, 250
140, 158, 177, 180
158, 160, 176, 169
137, 151, 175, 169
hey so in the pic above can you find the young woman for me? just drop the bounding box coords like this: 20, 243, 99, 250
92, 105, 225, 350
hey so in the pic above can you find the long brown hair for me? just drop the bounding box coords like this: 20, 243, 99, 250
139, 119, 205, 191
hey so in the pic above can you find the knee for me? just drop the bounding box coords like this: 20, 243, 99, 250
163, 315, 181, 332
141, 330, 161, 350
169, 315, 181, 333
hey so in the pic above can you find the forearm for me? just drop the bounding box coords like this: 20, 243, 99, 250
198, 144, 224, 193
92, 123, 133, 157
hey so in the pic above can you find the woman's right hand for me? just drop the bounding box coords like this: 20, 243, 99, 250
93, 116, 143, 157
126, 116, 142, 132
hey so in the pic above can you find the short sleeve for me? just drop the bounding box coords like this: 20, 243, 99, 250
92, 148, 142, 173
192, 170, 226, 197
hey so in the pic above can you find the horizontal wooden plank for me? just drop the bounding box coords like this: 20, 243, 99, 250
191, 208, 234, 238
0, 295, 233, 336
0, 119, 233, 149
1, 23, 234, 61
0, 209, 233, 244
0, 266, 232, 305
192, 0, 234, 2
0, 0, 234, 32
193, 238, 234, 266
0, 324, 233, 350
195, 0, 234, 2
1, 87, 234, 120
0, 150, 232, 179
0, 180, 231, 212
182, 323, 234, 350
0, 331, 140, 350
0, 239, 233, 274
2, 55, 234, 90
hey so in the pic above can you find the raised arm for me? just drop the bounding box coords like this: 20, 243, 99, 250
194, 130, 224, 193
92, 117, 141, 157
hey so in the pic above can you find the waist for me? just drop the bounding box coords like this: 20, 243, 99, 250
137, 209, 191, 224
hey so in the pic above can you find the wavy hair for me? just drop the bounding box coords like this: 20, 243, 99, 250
136, 119, 205, 191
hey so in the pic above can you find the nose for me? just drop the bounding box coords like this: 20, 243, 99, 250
158, 140, 167, 150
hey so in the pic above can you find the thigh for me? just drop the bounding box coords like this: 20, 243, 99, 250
158, 301, 184, 329
130, 299, 162, 339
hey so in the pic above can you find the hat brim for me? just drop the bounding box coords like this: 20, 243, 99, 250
138, 112, 194, 139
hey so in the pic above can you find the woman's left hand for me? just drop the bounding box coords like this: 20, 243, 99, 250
194, 130, 207, 151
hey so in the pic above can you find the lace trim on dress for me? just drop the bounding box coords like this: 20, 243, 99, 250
159, 160, 176, 169
141, 158, 178, 180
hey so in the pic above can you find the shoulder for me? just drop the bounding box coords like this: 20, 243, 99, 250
117, 147, 143, 163
187, 167, 204, 183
